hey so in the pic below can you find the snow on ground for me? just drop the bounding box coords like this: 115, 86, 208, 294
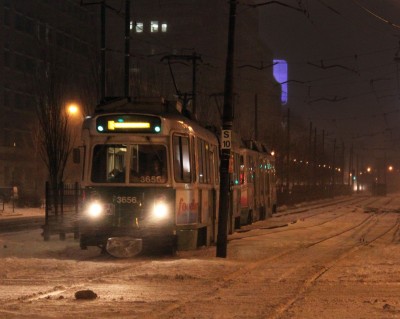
1, 194, 400, 318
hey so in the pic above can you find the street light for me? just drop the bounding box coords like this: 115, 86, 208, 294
67, 103, 79, 116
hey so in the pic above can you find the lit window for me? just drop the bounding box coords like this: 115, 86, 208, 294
129, 21, 133, 30
135, 22, 143, 33
150, 21, 158, 33
161, 23, 167, 33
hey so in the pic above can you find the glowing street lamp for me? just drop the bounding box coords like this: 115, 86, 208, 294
367, 167, 371, 173
67, 103, 79, 116
388, 165, 393, 172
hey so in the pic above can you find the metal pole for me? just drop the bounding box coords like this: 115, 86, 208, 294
286, 108, 290, 190
192, 53, 197, 116
101, 0, 106, 102
254, 93, 258, 140
124, 0, 131, 98
308, 122, 312, 186
217, 0, 236, 258
313, 127, 317, 186
332, 138, 336, 196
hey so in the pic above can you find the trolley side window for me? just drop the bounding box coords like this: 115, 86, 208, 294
191, 136, 196, 182
173, 135, 191, 183
198, 138, 214, 184
214, 145, 219, 184
198, 139, 207, 183
91, 144, 127, 183
240, 155, 245, 184
233, 152, 240, 185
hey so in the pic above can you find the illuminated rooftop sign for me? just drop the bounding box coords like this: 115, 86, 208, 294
273, 59, 288, 105
107, 121, 150, 130
96, 114, 161, 133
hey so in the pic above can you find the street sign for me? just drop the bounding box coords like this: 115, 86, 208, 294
221, 130, 232, 149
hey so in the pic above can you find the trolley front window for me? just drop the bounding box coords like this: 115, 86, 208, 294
90, 144, 167, 184
91, 144, 127, 183
129, 144, 167, 184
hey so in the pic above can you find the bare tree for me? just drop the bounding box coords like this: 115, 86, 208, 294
33, 48, 73, 194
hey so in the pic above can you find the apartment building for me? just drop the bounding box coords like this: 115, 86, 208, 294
107, 0, 281, 139
0, 0, 96, 203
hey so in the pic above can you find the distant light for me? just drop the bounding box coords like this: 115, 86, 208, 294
151, 21, 159, 32
273, 59, 288, 105
136, 22, 143, 33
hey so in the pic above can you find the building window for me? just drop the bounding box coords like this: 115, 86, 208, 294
136, 22, 143, 33
161, 23, 167, 33
150, 21, 158, 33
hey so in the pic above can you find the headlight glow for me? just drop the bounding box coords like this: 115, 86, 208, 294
152, 202, 169, 220
87, 202, 103, 218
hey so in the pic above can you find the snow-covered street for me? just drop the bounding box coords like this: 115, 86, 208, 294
1, 194, 400, 318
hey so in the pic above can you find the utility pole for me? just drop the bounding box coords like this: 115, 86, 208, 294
101, 0, 106, 102
313, 127, 317, 186
356, 153, 360, 192
217, 0, 236, 258
308, 122, 312, 186
342, 141, 345, 185
192, 53, 198, 115
254, 93, 258, 140
286, 108, 290, 190
322, 129, 325, 187
80, 0, 111, 103
124, 0, 130, 98
81, 0, 135, 103
161, 53, 202, 116
348, 144, 353, 187
332, 138, 336, 196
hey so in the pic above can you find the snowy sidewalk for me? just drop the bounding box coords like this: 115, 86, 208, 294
0, 203, 45, 220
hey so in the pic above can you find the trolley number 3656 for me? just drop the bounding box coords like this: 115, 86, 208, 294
114, 196, 138, 204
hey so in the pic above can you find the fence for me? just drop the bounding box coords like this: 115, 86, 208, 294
42, 182, 81, 241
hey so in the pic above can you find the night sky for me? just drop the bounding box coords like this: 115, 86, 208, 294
259, 0, 400, 167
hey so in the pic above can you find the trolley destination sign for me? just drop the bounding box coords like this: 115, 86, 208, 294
96, 114, 162, 133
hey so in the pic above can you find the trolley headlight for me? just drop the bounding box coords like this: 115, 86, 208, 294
151, 201, 169, 220
87, 202, 104, 218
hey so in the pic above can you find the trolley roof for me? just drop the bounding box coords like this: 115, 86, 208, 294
83, 97, 218, 142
